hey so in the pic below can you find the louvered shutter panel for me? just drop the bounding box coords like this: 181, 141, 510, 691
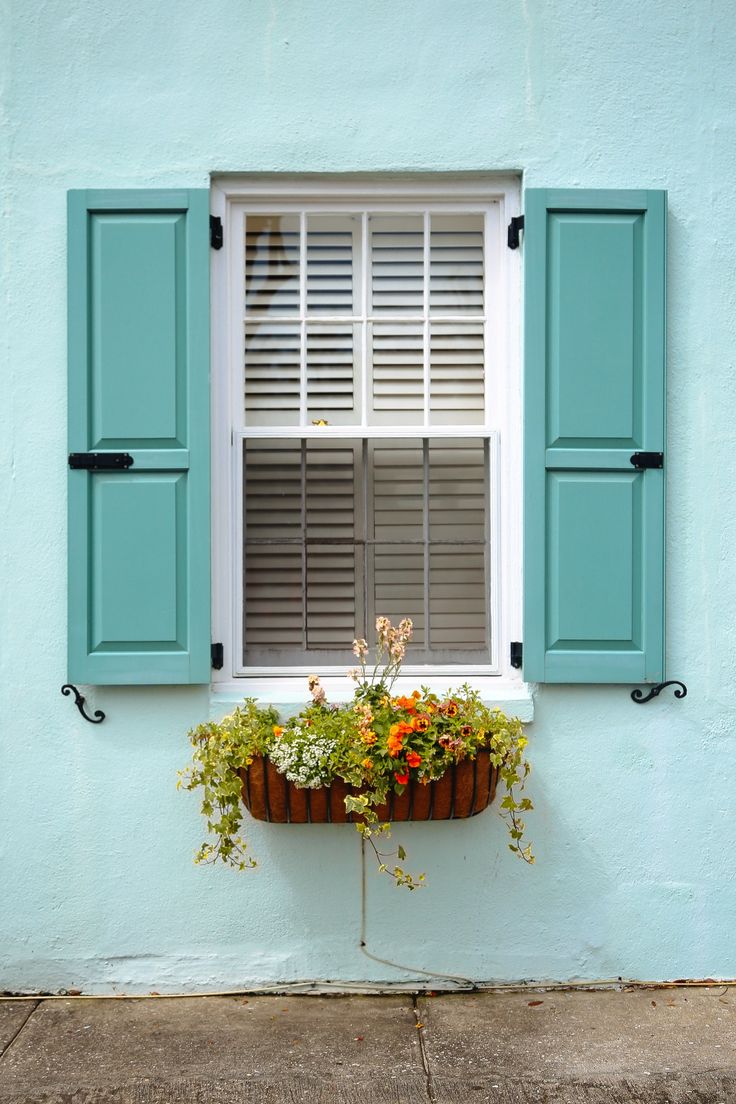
67, 190, 210, 684
523, 189, 666, 683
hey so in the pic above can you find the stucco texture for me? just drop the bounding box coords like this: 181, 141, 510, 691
2, 0, 735, 992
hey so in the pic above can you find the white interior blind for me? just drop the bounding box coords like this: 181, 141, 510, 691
240, 205, 494, 668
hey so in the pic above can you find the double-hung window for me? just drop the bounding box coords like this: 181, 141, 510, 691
211, 178, 522, 688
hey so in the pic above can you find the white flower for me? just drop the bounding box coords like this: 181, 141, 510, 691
269, 732, 337, 789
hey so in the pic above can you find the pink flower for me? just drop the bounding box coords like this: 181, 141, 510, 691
307, 674, 327, 705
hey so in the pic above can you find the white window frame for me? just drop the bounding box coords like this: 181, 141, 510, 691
210, 175, 523, 700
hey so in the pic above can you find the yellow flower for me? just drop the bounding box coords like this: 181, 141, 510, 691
362, 758, 373, 770
273, 725, 284, 737
362, 731, 377, 745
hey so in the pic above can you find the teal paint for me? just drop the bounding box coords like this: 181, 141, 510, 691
67, 190, 210, 684
2, 1, 736, 991
524, 190, 665, 683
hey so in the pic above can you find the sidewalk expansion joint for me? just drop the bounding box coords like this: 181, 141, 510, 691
0, 1000, 40, 1065
412, 994, 436, 1103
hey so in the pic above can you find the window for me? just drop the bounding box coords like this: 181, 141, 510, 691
211, 177, 522, 686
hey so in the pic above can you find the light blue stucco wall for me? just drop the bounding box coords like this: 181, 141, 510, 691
2, 0, 736, 993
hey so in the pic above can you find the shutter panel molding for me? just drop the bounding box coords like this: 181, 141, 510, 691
67, 189, 210, 684
523, 188, 666, 683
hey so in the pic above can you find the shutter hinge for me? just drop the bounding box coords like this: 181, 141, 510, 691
629, 451, 663, 470
507, 215, 524, 250
211, 642, 224, 670
210, 215, 223, 250
510, 641, 523, 669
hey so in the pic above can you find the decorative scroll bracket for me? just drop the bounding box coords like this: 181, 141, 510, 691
631, 680, 687, 705
61, 684, 105, 724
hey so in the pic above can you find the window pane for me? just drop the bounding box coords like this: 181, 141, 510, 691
244, 322, 301, 426
307, 323, 360, 425
243, 440, 304, 650
369, 322, 424, 425
305, 440, 358, 649
243, 439, 363, 666
369, 440, 426, 649
306, 214, 359, 315
370, 215, 424, 315
429, 214, 484, 315
427, 439, 489, 653
430, 322, 485, 424
245, 215, 300, 315
369, 438, 490, 660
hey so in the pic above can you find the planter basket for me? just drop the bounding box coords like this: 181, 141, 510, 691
240, 750, 498, 824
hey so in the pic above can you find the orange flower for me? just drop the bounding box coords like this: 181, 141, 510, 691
406, 751, 422, 768
362, 758, 373, 770
387, 733, 404, 757
394, 771, 409, 785
394, 695, 417, 714
444, 700, 459, 718
272, 725, 284, 737
412, 714, 431, 733
460, 724, 473, 738
412, 689, 421, 699
362, 731, 377, 745
390, 721, 413, 737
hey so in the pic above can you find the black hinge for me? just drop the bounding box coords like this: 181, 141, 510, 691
510, 641, 523, 669
630, 451, 664, 470
210, 215, 223, 250
507, 215, 525, 249
69, 452, 134, 470
211, 642, 224, 670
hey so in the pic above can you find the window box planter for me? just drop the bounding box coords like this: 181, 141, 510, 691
180, 617, 533, 885
240, 749, 498, 824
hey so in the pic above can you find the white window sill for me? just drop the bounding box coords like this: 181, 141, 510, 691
209, 677, 534, 722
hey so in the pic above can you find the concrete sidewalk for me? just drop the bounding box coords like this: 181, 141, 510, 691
0, 987, 734, 1102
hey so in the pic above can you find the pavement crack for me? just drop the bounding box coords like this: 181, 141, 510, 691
412, 994, 436, 1103
0, 999, 40, 1064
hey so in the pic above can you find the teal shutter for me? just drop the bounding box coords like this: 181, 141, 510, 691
67, 190, 210, 684
524, 189, 666, 683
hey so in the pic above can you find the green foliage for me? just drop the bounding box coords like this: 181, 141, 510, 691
179, 620, 535, 887
177, 699, 278, 870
